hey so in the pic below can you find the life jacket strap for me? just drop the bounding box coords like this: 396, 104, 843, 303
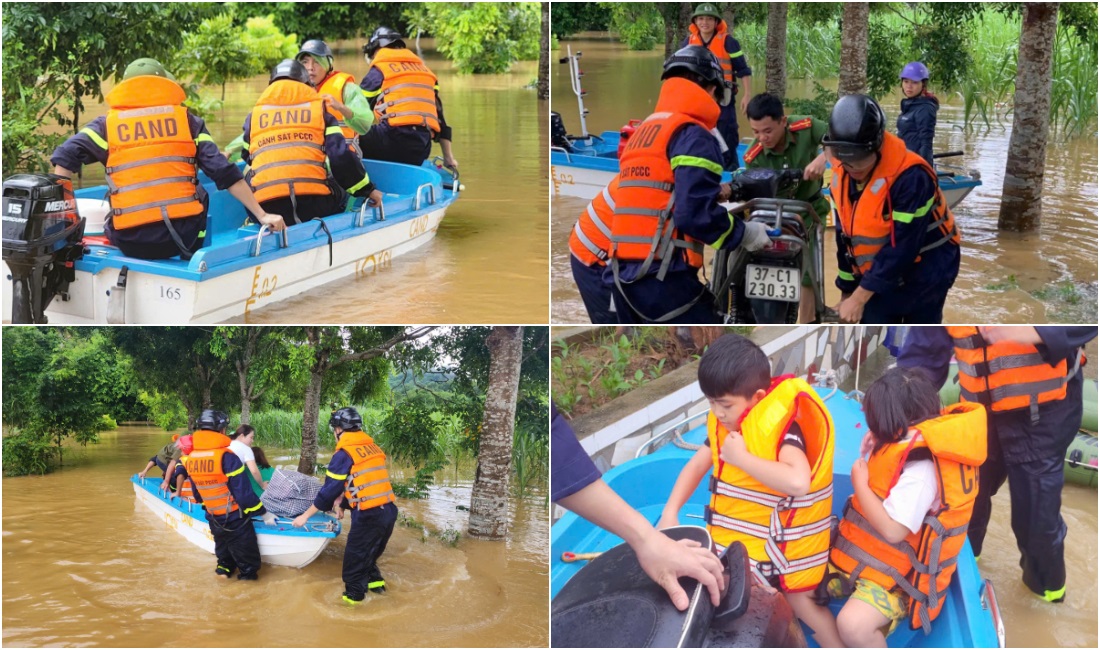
711, 475, 833, 510
112, 195, 197, 217
572, 222, 608, 262
251, 158, 327, 176
585, 202, 612, 238
617, 179, 675, 192
107, 175, 198, 196
106, 155, 197, 175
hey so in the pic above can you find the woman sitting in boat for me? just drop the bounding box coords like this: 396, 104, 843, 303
248, 446, 276, 498
49, 57, 285, 260
229, 424, 268, 492
242, 59, 383, 225
827, 367, 987, 645
658, 333, 843, 647
183, 409, 277, 581
896, 62, 939, 168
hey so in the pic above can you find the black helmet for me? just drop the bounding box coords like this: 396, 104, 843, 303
364, 27, 405, 58
269, 58, 311, 85
821, 94, 886, 162
197, 409, 229, 433
297, 39, 333, 67
329, 407, 363, 432
662, 45, 731, 106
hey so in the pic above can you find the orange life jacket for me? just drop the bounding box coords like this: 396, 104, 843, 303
830, 402, 987, 634
945, 326, 1081, 421
687, 22, 735, 86
176, 459, 197, 502
247, 80, 332, 203
317, 71, 363, 158
705, 376, 835, 592
609, 77, 716, 278
369, 48, 440, 132
334, 430, 396, 511
568, 177, 618, 267
104, 76, 203, 231
183, 429, 241, 517
830, 132, 959, 275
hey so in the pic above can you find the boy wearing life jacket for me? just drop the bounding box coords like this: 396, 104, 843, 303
50, 57, 285, 260
898, 325, 1095, 604
827, 367, 987, 645
293, 407, 399, 605
184, 409, 275, 581
658, 333, 841, 647
296, 39, 374, 159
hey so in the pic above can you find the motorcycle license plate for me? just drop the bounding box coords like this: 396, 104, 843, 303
745, 265, 800, 303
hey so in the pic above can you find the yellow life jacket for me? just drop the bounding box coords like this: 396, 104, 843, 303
705, 376, 835, 591
334, 430, 396, 511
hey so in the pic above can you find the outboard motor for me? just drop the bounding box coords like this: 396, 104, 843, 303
2, 174, 86, 323
551, 111, 574, 152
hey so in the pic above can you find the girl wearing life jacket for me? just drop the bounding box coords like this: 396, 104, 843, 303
896, 62, 939, 168
827, 367, 987, 646
658, 334, 843, 647
293, 407, 399, 605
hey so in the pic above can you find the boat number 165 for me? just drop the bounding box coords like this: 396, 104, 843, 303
159, 286, 182, 300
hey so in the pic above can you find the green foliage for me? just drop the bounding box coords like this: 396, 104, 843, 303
175, 13, 260, 101
240, 15, 300, 72
391, 458, 447, 500
1049, 27, 1098, 138
784, 82, 838, 124
33, 332, 119, 459
230, 2, 410, 42
550, 2, 610, 39
602, 2, 662, 51
407, 3, 541, 74
2, 429, 55, 477
2, 327, 62, 428
138, 390, 189, 432
865, 18, 908, 99
377, 391, 447, 467
511, 425, 547, 497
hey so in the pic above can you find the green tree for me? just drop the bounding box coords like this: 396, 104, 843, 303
176, 13, 258, 101
239, 14, 300, 72
601, 2, 664, 51
1, 327, 62, 428
231, 2, 410, 42
409, 3, 541, 74
550, 2, 610, 38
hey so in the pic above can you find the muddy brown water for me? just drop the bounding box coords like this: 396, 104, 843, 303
61, 39, 548, 324
2, 425, 549, 647
550, 37, 1097, 324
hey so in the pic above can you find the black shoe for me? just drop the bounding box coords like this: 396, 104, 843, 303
369, 585, 386, 594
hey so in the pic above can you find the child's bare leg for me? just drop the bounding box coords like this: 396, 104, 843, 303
786, 590, 844, 648
836, 598, 889, 648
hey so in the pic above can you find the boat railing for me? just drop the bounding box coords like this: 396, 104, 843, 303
980, 579, 1007, 648
252, 224, 289, 257
634, 410, 711, 459
431, 156, 461, 195
551, 146, 573, 163
357, 199, 385, 226
414, 183, 436, 210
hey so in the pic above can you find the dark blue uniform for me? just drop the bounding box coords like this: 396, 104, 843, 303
679, 34, 752, 169
835, 166, 960, 323
314, 442, 399, 602
241, 109, 372, 224
604, 125, 745, 324
189, 452, 267, 580
551, 404, 602, 502
898, 326, 1097, 599
897, 94, 939, 168
359, 66, 452, 167
50, 114, 241, 259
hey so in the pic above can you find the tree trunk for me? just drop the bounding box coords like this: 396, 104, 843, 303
298, 367, 324, 474
765, 3, 788, 100
838, 3, 869, 96
663, 4, 678, 59
998, 2, 1059, 232
722, 3, 735, 32
538, 2, 550, 100
467, 326, 524, 540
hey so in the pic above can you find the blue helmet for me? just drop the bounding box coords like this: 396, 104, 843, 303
328, 407, 363, 432
900, 61, 930, 82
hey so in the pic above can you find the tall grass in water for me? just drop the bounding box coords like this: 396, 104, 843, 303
952, 13, 1018, 132
1050, 28, 1098, 138
511, 426, 548, 498
735, 21, 840, 81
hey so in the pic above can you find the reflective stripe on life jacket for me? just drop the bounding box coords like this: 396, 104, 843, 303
317, 71, 363, 158
830, 402, 987, 633
568, 177, 618, 266
705, 376, 835, 592
369, 48, 440, 132
687, 22, 735, 85
333, 431, 396, 511
830, 132, 959, 275
104, 76, 203, 231
183, 429, 241, 517
247, 80, 332, 204
946, 326, 1081, 421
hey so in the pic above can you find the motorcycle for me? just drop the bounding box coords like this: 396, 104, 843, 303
710, 168, 827, 324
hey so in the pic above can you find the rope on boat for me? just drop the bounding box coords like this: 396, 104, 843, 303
671, 426, 703, 451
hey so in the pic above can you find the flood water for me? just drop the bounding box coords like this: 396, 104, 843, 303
66, 39, 548, 324
2, 425, 549, 647
550, 37, 1098, 324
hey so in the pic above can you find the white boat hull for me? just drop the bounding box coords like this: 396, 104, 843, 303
132, 480, 337, 568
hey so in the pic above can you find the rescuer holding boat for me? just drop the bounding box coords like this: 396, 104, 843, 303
296, 39, 374, 158
898, 326, 1097, 605
824, 94, 960, 324
242, 59, 382, 225
680, 3, 752, 169
360, 27, 458, 170
293, 407, 398, 605
49, 58, 285, 260
184, 409, 276, 581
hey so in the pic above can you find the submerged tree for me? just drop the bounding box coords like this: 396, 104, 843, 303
838, 2, 869, 96
998, 2, 1060, 232
468, 327, 525, 539
538, 2, 550, 99
764, 2, 788, 100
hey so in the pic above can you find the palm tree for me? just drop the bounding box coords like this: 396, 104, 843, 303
765, 3, 788, 100
467, 326, 524, 539
838, 3, 869, 96
998, 3, 1060, 231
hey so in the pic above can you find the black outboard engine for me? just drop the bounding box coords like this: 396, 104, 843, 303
2, 174, 86, 323
551, 111, 574, 152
